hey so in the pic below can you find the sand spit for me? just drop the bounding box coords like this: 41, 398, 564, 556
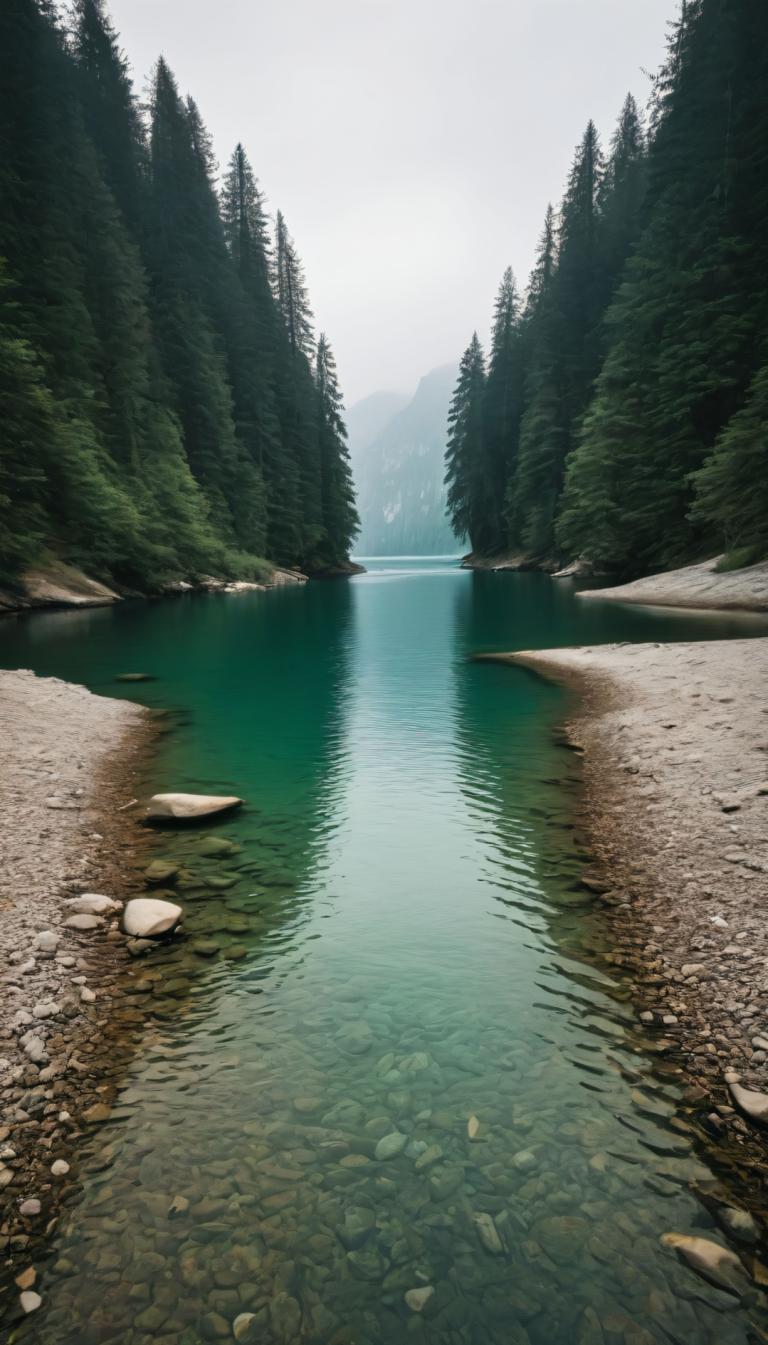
579, 556, 768, 612
489, 639, 768, 1160
0, 671, 151, 1279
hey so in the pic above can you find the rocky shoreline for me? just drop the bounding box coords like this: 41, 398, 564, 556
487, 639, 768, 1178
0, 671, 155, 1311
0, 561, 309, 618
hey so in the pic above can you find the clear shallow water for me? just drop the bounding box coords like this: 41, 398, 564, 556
3, 560, 768, 1345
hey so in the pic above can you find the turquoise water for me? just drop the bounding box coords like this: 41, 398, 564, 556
3, 559, 768, 1344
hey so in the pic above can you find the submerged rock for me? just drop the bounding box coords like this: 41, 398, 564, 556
63, 913, 104, 931
122, 897, 182, 938
660, 1232, 749, 1295
375, 1132, 408, 1161
144, 792, 243, 823
405, 1286, 434, 1313
144, 860, 180, 884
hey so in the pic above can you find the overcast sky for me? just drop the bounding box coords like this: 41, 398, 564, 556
109, 0, 675, 406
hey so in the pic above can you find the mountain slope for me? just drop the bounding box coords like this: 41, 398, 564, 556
349, 364, 459, 556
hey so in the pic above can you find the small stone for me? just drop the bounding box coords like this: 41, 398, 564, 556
51, 1159, 70, 1177
405, 1286, 434, 1313
144, 860, 180, 884
168, 1194, 189, 1218
375, 1131, 408, 1161
63, 913, 104, 931
34, 931, 59, 957
32, 1000, 60, 1019
474, 1212, 504, 1254
467, 1114, 480, 1140
717, 1206, 759, 1244
144, 792, 243, 823
14, 1267, 36, 1291
81, 1103, 111, 1124
64, 893, 121, 916
233, 1313, 257, 1342
20, 1290, 42, 1314
19, 1199, 41, 1217
122, 897, 182, 938
80, 986, 96, 1004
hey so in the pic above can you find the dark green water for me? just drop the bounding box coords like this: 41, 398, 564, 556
3, 558, 768, 1345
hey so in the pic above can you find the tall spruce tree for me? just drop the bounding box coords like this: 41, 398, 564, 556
314, 334, 359, 566
445, 334, 487, 550
480, 268, 523, 556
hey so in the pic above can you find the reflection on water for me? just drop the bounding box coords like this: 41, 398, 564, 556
2, 560, 768, 1344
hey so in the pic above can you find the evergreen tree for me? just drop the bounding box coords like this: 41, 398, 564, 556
557, 0, 768, 571
274, 211, 315, 359
691, 359, 768, 561
480, 268, 522, 556
445, 334, 487, 549
314, 334, 359, 566
506, 205, 567, 554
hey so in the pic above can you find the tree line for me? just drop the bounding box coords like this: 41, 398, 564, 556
446, 0, 768, 575
0, 0, 358, 586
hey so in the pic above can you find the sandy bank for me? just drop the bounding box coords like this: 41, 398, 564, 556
488, 638, 768, 1153
0, 672, 151, 1268
579, 556, 768, 612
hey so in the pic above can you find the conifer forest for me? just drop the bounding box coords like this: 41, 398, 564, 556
445, 0, 768, 576
0, 0, 359, 587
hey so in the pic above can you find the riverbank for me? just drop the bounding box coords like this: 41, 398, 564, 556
578, 555, 768, 612
0, 560, 309, 618
0, 671, 152, 1285
486, 638, 768, 1158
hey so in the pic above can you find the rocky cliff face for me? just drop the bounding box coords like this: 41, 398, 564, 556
348, 365, 459, 556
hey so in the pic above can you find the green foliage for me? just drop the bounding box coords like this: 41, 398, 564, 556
448, 0, 768, 576
444, 334, 487, 548
0, 0, 357, 585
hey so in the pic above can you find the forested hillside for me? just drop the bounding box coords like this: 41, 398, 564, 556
350, 366, 459, 556
446, 0, 768, 576
0, 0, 358, 588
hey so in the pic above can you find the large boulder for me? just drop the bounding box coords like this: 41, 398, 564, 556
122, 897, 182, 939
660, 1233, 748, 1295
729, 1081, 768, 1125
144, 793, 243, 823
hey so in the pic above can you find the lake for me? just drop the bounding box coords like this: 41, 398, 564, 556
3, 557, 767, 1344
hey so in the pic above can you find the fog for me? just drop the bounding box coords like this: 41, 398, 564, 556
109, 0, 675, 404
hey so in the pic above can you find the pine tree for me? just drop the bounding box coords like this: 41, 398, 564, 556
314, 334, 359, 566
691, 359, 768, 562
557, 0, 767, 572
274, 211, 315, 359
445, 334, 487, 549
506, 205, 567, 554
481, 268, 522, 556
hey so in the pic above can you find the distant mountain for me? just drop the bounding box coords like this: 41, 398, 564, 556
348, 364, 460, 556
346, 391, 410, 457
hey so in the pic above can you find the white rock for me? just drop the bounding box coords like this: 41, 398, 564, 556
51, 1160, 70, 1177
64, 893, 121, 916
56, 954, 76, 967
20, 1291, 42, 1314
122, 898, 182, 939
21, 1034, 47, 1065
660, 1232, 748, 1295
80, 987, 96, 1004
63, 913, 104, 931
405, 1287, 434, 1313
19, 1198, 41, 1216
32, 1000, 60, 1020
144, 792, 243, 822
34, 931, 59, 957
233, 1312, 257, 1340
729, 1081, 768, 1125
